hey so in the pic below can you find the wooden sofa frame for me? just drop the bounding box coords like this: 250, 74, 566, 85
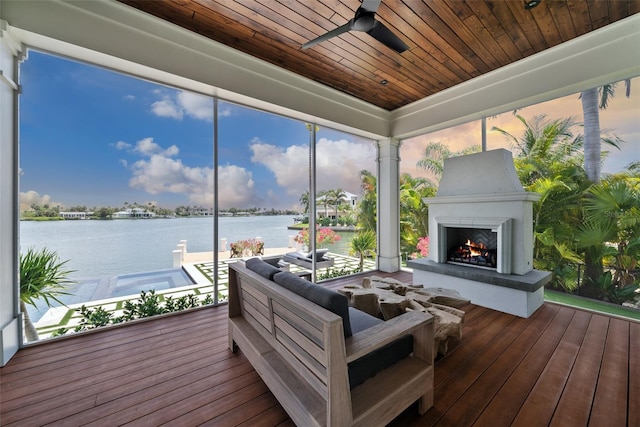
228, 262, 435, 426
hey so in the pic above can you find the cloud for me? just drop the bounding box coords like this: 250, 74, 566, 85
150, 90, 214, 122
219, 105, 233, 117
250, 137, 376, 196
123, 95, 135, 100
151, 97, 183, 120
177, 92, 214, 121
19, 190, 63, 212
130, 155, 211, 195
218, 164, 259, 208
113, 140, 132, 150
122, 138, 258, 208
133, 137, 179, 157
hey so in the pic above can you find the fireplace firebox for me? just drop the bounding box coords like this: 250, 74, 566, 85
447, 227, 497, 269
434, 216, 512, 274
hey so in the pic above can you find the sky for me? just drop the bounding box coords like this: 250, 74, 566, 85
19, 51, 376, 212
19, 51, 639, 212
401, 77, 640, 182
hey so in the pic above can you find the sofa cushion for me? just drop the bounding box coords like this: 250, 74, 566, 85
245, 258, 281, 281
347, 307, 414, 389
273, 271, 352, 338
348, 307, 382, 333
348, 334, 414, 389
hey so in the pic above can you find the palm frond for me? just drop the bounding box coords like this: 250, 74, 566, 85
20, 247, 74, 308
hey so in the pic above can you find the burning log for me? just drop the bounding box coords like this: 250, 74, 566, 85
449, 239, 497, 268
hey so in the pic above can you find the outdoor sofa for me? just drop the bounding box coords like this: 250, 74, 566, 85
228, 258, 435, 426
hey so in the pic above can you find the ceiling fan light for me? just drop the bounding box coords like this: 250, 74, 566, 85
524, 0, 542, 9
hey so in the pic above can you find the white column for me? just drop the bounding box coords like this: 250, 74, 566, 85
377, 138, 401, 272
0, 21, 22, 366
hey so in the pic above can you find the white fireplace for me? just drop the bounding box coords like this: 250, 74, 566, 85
408, 149, 551, 318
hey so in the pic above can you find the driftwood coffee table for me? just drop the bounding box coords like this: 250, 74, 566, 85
338, 276, 469, 356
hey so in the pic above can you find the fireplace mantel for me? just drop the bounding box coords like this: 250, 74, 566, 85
424, 192, 540, 205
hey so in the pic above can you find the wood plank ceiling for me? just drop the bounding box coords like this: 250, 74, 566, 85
117, 0, 640, 111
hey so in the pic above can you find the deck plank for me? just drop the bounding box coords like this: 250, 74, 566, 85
510, 309, 593, 427
438, 304, 561, 426
629, 321, 640, 427
428, 307, 547, 426
549, 314, 610, 427
1, 271, 637, 427
471, 305, 576, 426
589, 318, 630, 427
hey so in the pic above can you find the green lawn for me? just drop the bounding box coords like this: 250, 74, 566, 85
544, 289, 640, 321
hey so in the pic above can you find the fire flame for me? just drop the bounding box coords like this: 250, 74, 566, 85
465, 239, 486, 257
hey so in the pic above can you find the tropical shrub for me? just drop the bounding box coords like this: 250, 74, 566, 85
357, 170, 377, 232
416, 236, 430, 257
52, 290, 214, 336
399, 173, 436, 256
20, 247, 74, 341
349, 230, 377, 271
576, 174, 640, 300
293, 226, 341, 248
342, 215, 356, 227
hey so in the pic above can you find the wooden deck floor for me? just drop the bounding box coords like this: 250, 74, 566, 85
1, 271, 638, 426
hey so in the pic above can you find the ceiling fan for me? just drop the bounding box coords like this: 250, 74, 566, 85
302, 0, 409, 53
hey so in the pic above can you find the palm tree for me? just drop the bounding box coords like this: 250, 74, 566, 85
317, 190, 330, 218
581, 80, 630, 183
358, 170, 377, 232
492, 114, 584, 185
349, 230, 377, 271
298, 191, 310, 216
20, 248, 74, 341
493, 115, 591, 291
416, 142, 481, 183
580, 82, 628, 293
577, 173, 640, 300
327, 188, 347, 221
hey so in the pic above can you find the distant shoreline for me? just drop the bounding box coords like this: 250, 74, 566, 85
20, 213, 298, 221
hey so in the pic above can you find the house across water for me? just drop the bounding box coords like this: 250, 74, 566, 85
112, 208, 155, 219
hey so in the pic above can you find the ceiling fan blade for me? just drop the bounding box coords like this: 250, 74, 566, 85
302, 23, 351, 50
367, 20, 409, 53
360, 0, 382, 13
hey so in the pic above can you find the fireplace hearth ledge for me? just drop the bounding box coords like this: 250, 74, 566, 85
408, 258, 552, 318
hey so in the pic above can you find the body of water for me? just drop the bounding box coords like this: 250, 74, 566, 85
20, 216, 355, 323
20, 216, 298, 279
